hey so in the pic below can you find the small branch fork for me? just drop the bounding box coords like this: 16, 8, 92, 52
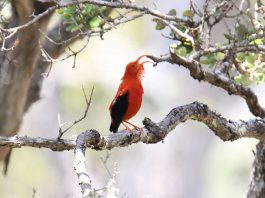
58, 86, 94, 139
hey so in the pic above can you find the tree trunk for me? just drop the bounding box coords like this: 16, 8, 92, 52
0, 0, 54, 163
247, 141, 265, 198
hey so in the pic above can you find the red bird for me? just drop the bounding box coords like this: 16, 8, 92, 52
109, 55, 151, 133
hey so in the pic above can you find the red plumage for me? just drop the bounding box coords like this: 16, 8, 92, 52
109, 55, 150, 132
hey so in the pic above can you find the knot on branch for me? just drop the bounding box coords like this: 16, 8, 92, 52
75, 130, 100, 153
83, 129, 101, 147
193, 101, 209, 117
143, 117, 166, 143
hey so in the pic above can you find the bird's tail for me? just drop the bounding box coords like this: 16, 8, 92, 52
109, 121, 120, 133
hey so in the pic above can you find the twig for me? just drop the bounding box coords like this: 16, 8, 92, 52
1, 0, 197, 42
41, 62, 53, 78
162, 20, 195, 48
57, 85, 94, 139
100, 151, 112, 177
32, 188, 37, 198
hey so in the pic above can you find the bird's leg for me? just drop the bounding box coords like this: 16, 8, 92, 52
123, 120, 144, 133
122, 122, 133, 132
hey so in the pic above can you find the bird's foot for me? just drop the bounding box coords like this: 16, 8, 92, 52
122, 122, 133, 132
122, 121, 144, 133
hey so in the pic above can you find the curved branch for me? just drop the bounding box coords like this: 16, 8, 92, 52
0, 102, 264, 152
147, 53, 265, 118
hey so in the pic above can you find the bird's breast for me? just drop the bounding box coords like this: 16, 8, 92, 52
122, 83, 143, 121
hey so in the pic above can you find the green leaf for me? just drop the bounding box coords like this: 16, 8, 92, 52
89, 16, 102, 28
152, 18, 166, 30
224, 33, 234, 41
255, 72, 265, 84
254, 38, 263, 45
244, 62, 254, 68
246, 54, 255, 64
183, 10, 194, 19
200, 53, 217, 66
66, 23, 82, 32
58, 3, 112, 32
175, 46, 187, 57
174, 41, 193, 57
216, 52, 225, 60
168, 9, 177, 16
56, 9, 64, 15
170, 43, 178, 51
234, 73, 251, 85
84, 4, 97, 17
234, 75, 242, 83
244, 53, 255, 68
63, 13, 73, 19
236, 53, 245, 62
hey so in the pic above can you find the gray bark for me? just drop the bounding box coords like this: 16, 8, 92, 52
0, 102, 265, 151
248, 142, 265, 198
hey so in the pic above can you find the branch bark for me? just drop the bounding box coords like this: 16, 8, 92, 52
1, 0, 195, 38
247, 142, 265, 198
0, 102, 264, 152
147, 53, 265, 118
74, 130, 100, 197
149, 49, 265, 198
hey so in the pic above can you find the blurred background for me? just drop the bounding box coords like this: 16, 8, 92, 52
0, 0, 262, 197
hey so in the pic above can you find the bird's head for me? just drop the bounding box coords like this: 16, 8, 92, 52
122, 55, 152, 80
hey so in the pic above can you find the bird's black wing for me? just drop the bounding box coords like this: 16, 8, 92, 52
109, 91, 129, 132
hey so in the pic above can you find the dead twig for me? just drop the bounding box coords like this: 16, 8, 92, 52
57, 85, 94, 140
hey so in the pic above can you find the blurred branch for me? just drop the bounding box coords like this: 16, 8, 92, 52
147, 52, 265, 118
0, 0, 55, 166
31, 188, 37, 198
1, 0, 197, 42
0, 102, 265, 152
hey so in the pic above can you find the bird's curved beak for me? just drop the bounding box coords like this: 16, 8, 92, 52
136, 55, 154, 65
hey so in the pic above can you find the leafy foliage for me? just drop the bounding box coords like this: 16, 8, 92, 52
152, 6, 265, 86
152, 9, 176, 31
57, 4, 112, 32
200, 52, 225, 66
234, 53, 265, 85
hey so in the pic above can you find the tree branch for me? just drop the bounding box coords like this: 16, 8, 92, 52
0, 102, 264, 152
1, 0, 197, 40
74, 130, 100, 197
247, 142, 265, 198
147, 53, 265, 118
